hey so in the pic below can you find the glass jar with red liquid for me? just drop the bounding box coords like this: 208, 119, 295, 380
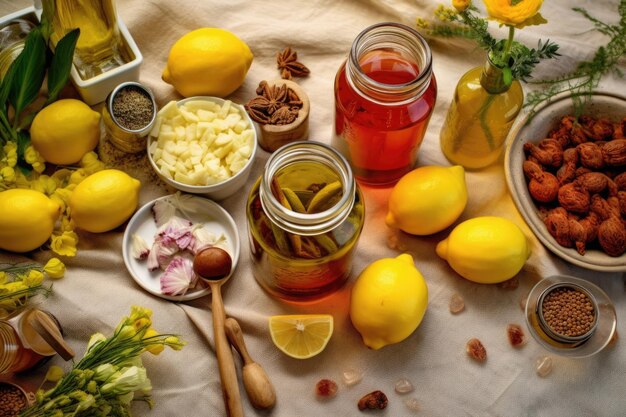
332, 22, 437, 186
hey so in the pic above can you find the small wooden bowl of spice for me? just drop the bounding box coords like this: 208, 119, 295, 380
245, 79, 309, 153
0, 382, 33, 416
102, 81, 157, 154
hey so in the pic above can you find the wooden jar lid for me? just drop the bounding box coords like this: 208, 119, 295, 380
257, 79, 309, 153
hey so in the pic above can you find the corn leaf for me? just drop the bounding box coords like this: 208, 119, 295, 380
47, 28, 79, 104
8, 27, 47, 124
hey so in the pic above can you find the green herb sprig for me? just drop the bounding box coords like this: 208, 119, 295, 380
418, 4, 560, 85
0, 11, 79, 172
525, 1, 626, 117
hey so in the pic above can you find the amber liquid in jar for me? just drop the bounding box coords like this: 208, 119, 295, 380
333, 23, 437, 186
246, 143, 364, 301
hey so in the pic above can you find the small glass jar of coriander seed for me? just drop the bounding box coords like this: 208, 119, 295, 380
246, 141, 365, 301
525, 275, 617, 358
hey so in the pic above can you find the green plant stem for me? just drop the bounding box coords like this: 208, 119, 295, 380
503, 26, 515, 63
0, 110, 16, 141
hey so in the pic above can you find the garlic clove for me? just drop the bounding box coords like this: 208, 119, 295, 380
131, 234, 150, 260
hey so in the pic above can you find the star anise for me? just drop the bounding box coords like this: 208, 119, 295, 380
277, 47, 310, 80
245, 80, 303, 125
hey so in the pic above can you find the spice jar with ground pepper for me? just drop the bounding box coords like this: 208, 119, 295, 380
525, 275, 617, 358
103, 81, 157, 153
246, 141, 365, 300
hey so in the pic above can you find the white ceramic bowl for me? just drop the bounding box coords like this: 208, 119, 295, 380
505, 91, 626, 272
147, 96, 258, 201
122, 194, 241, 301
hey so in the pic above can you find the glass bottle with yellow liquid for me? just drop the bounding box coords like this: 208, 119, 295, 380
45, 0, 130, 80
440, 55, 523, 170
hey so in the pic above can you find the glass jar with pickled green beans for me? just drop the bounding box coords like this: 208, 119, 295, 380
246, 141, 365, 301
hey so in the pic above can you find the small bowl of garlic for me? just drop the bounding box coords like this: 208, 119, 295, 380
147, 96, 258, 200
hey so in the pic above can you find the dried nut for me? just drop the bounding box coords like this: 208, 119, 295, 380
597, 217, 626, 257
523, 160, 559, 203
544, 207, 574, 248
358, 390, 388, 411
558, 183, 590, 214
591, 194, 620, 220
523, 139, 563, 167
466, 338, 487, 362
614, 172, 626, 191
575, 172, 609, 194
601, 138, 626, 167
577, 142, 605, 169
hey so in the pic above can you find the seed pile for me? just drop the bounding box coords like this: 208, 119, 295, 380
112, 86, 154, 131
541, 287, 596, 337
0, 383, 27, 416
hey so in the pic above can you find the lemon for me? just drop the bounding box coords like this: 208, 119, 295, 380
162, 28, 253, 98
69, 169, 140, 233
385, 165, 467, 236
269, 315, 333, 359
30, 99, 101, 165
436, 216, 531, 284
0, 189, 61, 253
350, 254, 428, 350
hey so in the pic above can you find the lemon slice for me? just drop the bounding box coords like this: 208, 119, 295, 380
269, 315, 334, 359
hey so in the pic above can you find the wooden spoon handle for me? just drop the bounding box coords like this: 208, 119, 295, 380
28, 310, 75, 361
210, 282, 244, 417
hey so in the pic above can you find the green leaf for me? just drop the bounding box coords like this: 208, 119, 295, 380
9, 28, 47, 124
47, 28, 80, 104
16, 129, 31, 174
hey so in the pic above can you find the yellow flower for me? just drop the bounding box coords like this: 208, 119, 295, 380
60, 215, 75, 232
0, 166, 15, 183
2, 142, 17, 167
453, 0, 471, 12
45, 365, 65, 382
51, 169, 73, 187
0, 272, 6, 284
129, 306, 153, 322
483, 0, 544, 27
435, 4, 458, 21
80, 152, 106, 175
69, 168, 88, 185
14, 170, 31, 189
44, 258, 66, 279
50, 231, 79, 257
415, 17, 430, 29
165, 335, 186, 351
31, 175, 57, 196
143, 328, 165, 355
51, 188, 73, 213
25, 270, 44, 287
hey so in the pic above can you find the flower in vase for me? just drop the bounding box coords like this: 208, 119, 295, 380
483, 0, 546, 28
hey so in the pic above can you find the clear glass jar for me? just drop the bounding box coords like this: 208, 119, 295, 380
0, 309, 60, 374
0, 19, 35, 79
246, 142, 365, 301
440, 54, 523, 170
46, 0, 130, 80
332, 22, 437, 186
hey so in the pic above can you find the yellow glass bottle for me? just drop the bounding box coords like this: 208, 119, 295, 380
440, 56, 523, 170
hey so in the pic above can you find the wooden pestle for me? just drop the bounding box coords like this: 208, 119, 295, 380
225, 317, 276, 410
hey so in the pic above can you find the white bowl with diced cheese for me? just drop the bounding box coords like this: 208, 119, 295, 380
147, 96, 257, 200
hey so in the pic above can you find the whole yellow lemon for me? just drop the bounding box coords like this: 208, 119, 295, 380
69, 169, 140, 233
385, 165, 467, 235
0, 189, 61, 253
436, 216, 531, 284
30, 99, 101, 165
162, 28, 253, 98
350, 253, 428, 350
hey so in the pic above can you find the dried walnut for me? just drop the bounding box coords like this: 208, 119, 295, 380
525, 114, 626, 258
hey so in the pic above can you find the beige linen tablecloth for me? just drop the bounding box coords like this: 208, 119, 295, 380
1, 0, 625, 416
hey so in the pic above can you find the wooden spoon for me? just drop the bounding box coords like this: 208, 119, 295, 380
193, 247, 243, 417
225, 317, 276, 410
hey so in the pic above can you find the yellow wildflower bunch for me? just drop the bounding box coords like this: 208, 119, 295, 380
0, 258, 64, 317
